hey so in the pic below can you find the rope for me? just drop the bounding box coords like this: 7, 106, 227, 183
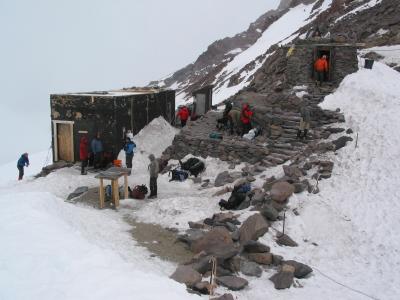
42, 144, 52, 168
312, 266, 380, 300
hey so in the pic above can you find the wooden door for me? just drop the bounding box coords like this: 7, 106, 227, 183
57, 123, 73, 162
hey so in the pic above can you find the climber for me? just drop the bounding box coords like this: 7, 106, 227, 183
227, 108, 241, 135
17, 153, 29, 180
177, 105, 190, 127
240, 103, 253, 135
314, 54, 329, 86
91, 132, 103, 170
79, 135, 89, 175
223, 100, 233, 118
297, 103, 311, 140
148, 154, 159, 199
123, 137, 136, 169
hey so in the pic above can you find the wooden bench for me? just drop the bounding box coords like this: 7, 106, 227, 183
95, 167, 131, 209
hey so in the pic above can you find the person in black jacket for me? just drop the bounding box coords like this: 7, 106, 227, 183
17, 153, 29, 180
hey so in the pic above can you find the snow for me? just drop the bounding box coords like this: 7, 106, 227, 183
2, 64, 400, 299
0, 150, 52, 188
226, 48, 243, 55
335, 0, 383, 23
0, 118, 198, 300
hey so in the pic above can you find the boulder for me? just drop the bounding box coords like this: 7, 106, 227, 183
216, 276, 249, 291
211, 294, 234, 300
240, 260, 262, 277
177, 229, 205, 246
170, 265, 202, 287
270, 182, 295, 203
67, 186, 89, 201
269, 265, 294, 289
283, 260, 313, 278
248, 253, 273, 265
243, 240, 270, 253
239, 214, 269, 244
192, 281, 211, 295
332, 136, 353, 151
212, 212, 236, 224
283, 165, 303, 178
190, 227, 235, 258
214, 171, 231, 187
276, 233, 298, 247
260, 204, 279, 221
293, 180, 308, 193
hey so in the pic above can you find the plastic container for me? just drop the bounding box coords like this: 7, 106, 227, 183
364, 59, 374, 69
113, 159, 122, 167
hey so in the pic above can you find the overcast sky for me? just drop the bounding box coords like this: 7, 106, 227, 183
0, 0, 280, 164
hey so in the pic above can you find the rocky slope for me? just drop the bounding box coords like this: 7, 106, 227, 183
150, 0, 400, 106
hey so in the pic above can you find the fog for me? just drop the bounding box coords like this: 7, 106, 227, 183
0, 0, 280, 165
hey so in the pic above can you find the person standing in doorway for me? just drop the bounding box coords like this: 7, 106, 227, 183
79, 135, 89, 175
314, 54, 329, 86
148, 154, 159, 199
17, 153, 29, 180
124, 137, 136, 169
240, 103, 253, 135
177, 106, 189, 127
91, 132, 103, 170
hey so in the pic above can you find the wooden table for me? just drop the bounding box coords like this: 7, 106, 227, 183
95, 167, 131, 209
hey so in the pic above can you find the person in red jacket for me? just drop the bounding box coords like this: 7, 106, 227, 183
240, 103, 253, 135
314, 55, 329, 86
177, 106, 189, 127
79, 135, 89, 175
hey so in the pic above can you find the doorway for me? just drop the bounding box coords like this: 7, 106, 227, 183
314, 48, 333, 81
53, 121, 74, 162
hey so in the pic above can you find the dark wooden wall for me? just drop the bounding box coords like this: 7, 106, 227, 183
50, 90, 175, 162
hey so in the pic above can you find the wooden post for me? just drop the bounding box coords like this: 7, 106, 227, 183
99, 178, 105, 209
124, 174, 129, 199
113, 179, 120, 208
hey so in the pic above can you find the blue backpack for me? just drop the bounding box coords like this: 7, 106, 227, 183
169, 168, 189, 182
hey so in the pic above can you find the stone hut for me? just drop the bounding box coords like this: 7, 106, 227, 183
50, 88, 175, 163
285, 39, 359, 86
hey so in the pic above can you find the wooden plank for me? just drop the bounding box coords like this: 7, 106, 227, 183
124, 174, 129, 199
57, 123, 73, 162
112, 179, 120, 208
99, 178, 105, 209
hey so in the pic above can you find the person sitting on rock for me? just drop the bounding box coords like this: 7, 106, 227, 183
297, 104, 311, 140
314, 55, 329, 86
240, 103, 253, 136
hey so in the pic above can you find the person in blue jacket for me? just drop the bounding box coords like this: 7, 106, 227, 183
91, 133, 103, 170
17, 153, 29, 180
123, 137, 136, 169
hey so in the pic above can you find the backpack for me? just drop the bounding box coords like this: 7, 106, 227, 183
180, 158, 205, 177
129, 184, 148, 200
169, 168, 189, 182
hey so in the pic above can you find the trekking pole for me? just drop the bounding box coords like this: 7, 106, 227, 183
209, 256, 217, 298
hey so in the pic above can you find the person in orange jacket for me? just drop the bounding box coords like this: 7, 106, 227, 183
177, 106, 189, 127
314, 55, 329, 86
240, 103, 253, 135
